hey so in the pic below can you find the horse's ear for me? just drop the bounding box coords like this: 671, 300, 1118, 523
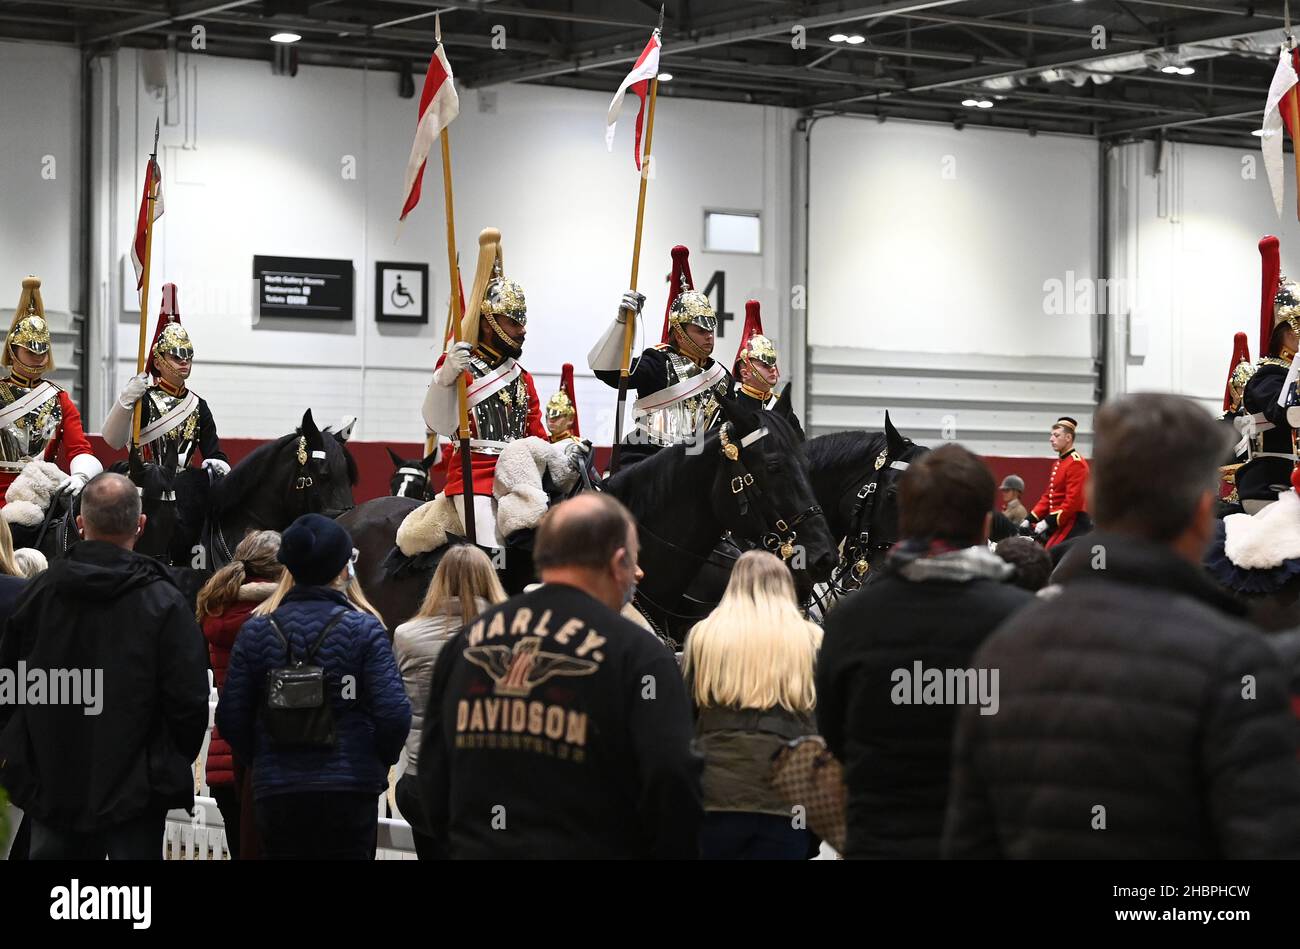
300, 408, 322, 445
327, 415, 357, 442
884, 410, 907, 456
721, 394, 759, 435
386, 446, 405, 468
773, 386, 805, 443
421, 450, 438, 471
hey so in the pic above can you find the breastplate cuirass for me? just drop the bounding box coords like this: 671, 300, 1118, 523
143, 387, 200, 473
468, 355, 530, 453
635, 350, 729, 448
0, 382, 61, 463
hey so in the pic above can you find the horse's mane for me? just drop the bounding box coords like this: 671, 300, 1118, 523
607, 437, 710, 522
803, 429, 886, 476
340, 441, 359, 486
211, 432, 298, 514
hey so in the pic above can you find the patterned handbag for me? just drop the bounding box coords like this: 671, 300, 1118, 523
769, 735, 847, 855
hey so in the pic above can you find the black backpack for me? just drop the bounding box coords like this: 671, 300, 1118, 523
261, 609, 347, 750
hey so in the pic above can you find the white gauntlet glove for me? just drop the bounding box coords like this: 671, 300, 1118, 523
433, 342, 473, 387
203, 458, 231, 480
65, 472, 89, 496
1034, 519, 1049, 536
617, 291, 646, 324
117, 372, 151, 409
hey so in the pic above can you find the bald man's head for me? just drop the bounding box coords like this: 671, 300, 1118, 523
79, 472, 143, 545
534, 493, 636, 571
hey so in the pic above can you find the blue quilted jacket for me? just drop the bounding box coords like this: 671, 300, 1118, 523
216, 586, 411, 800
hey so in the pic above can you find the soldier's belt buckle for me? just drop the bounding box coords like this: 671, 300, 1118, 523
731, 474, 752, 494
776, 519, 789, 532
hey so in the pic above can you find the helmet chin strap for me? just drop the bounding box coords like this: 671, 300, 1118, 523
480, 312, 523, 361
672, 324, 710, 366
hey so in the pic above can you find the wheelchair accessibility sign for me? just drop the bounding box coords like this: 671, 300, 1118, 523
376, 261, 429, 323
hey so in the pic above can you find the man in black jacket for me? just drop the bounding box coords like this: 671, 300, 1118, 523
943, 393, 1300, 858
817, 444, 1033, 858
0, 472, 209, 860
420, 492, 703, 858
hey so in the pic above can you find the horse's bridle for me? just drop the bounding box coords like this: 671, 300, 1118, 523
829, 442, 915, 594
291, 436, 354, 518
392, 465, 430, 499
718, 423, 824, 563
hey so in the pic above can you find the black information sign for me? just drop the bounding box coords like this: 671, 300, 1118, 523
254, 255, 354, 320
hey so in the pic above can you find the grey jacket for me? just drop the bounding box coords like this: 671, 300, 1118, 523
393, 597, 487, 774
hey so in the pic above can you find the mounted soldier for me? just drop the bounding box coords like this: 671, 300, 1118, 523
0, 276, 102, 540
421, 227, 554, 550
102, 282, 229, 565
589, 245, 731, 472
1235, 235, 1300, 513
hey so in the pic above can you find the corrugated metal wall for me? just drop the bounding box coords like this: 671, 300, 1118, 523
807, 346, 1098, 457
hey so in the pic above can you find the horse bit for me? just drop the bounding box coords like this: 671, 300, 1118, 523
718, 423, 824, 563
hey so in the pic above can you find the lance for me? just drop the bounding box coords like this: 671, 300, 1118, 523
131, 118, 161, 449
435, 14, 476, 543
609, 5, 665, 474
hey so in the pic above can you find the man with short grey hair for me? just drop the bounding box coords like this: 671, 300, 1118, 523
0, 472, 209, 859
943, 393, 1300, 858
420, 492, 703, 858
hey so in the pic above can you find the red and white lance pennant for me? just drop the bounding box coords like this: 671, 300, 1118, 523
605, 31, 662, 170
400, 41, 460, 222
1264, 41, 1300, 219
130, 157, 163, 289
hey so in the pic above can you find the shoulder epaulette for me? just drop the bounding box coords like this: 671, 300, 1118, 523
1070, 450, 1083, 461
651, 343, 671, 352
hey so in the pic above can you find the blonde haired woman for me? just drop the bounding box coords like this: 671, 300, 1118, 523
682, 550, 822, 859
392, 544, 506, 859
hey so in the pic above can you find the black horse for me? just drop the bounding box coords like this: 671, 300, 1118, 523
386, 446, 439, 501
124, 409, 357, 576
804, 412, 930, 614
343, 398, 836, 637
607, 397, 837, 644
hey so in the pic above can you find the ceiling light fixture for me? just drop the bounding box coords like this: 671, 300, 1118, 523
1176, 65, 1195, 75
976, 99, 993, 108
1159, 64, 1180, 74
657, 72, 673, 81
846, 35, 866, 45
1252, 129, 1267, 137
270, 32, 301, 44
829, 33, 848, 43
961, 98, 978, 107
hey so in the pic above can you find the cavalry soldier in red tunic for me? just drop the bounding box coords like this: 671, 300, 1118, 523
0, 276, 102, 532
422, 227, 548, 548
1022, 416, 1091, 549
589, 245, 731, 471
102, 283, 229, 564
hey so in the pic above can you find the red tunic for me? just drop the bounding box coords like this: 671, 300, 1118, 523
1030, 448, 1089, 549
0, 388, 96, 502
435, 354, 547, 497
